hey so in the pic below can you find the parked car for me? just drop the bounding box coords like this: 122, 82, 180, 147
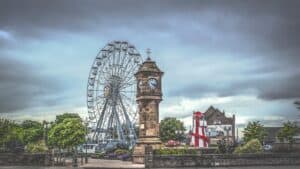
263, 144, 272, 151
104, 140, 128, 153
79, 143, 99, 154
165, 140, 181, 147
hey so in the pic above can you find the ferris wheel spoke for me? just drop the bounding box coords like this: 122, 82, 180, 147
121, 77, 136, 89
120, 56, 134, 78
116, 49, 122, 73
120, 82, 135, 89
117, 53, 130, 77
118, 49, 128, 74
120, 93, 136, 108
122, 64, 139, 83
113, 47, 122, 76
120, 90, 135, 94
123, 61, 136, 76
123, 72, 136, 83
96, 73, 110, 84
111, 50, 117, 75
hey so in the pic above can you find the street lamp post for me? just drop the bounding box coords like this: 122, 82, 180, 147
43, 121, 48, 145
175, 130, 183, 144
224, 126, 231, 142
85, 117, 88, 164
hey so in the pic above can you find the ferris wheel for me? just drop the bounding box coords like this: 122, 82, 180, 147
87, 41, 142, 147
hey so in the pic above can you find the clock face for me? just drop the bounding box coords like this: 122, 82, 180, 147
148, 78, 158, 90
138, 80, 143, 89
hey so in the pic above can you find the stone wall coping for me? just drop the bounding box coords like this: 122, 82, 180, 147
147, 153, 300, 168
153, 153, 300, 158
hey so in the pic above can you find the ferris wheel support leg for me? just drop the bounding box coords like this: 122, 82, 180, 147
106, 108, 115, 140
93, 99, 108, 141
114, 108, 125, 142
119, 96, 137, 146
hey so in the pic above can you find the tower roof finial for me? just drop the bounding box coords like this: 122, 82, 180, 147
146, 48, 151, 60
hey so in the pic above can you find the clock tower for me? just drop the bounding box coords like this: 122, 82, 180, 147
133, 50, 163, 164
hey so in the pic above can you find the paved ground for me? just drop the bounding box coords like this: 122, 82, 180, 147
154, 167, 300, 169
81, 159, 144, 169
1, 166, 300, 169
0, 159, 299, 169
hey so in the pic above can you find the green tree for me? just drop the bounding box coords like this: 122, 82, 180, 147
48, 118, 85, 149
0, 118, 24, 152
21, 120, 42, 129
21, 120, 43, 145
160, 117, 186, 142
0, 118, 11, 147
243, 121, 266, 144
277, 121, 298, 144
55, 113, 81, 124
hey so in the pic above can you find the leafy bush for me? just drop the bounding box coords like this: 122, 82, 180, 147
117, 153, 131, 161
114, 149, 129, 155
217, 138, 236, 154
26, 140, 48, 153
234, 139, 262, 154
91, 153, 104, 159
155, 147, 197, 155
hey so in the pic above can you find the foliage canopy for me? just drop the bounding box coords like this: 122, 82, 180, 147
160, 117, 186, 142
21, 120, 43, 145
277, 121, 298, 144
55, 113, 81, 124
48, 117, 85, 149
0, 118, 24, 152
243, 121, 266, 144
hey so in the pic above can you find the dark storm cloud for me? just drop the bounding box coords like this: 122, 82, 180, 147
0, 0, 174, 38
0, 0, 300, 102
171, 71, 300, 101
175, 0, 300, 64
165, 1, 300, 100
258, 74, 300, 100
0, 56, 62, 113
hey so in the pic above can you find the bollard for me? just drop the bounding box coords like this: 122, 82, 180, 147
145, 145, 153, 168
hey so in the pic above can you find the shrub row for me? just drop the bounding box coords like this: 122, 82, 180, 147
154, 148, 197, 155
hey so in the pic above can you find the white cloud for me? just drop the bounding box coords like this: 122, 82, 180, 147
3, 105, 88, 123
160, 95, 298, 127
0, 30, 13, 41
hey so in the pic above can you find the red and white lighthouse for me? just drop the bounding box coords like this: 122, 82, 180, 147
190, 111, 209, 148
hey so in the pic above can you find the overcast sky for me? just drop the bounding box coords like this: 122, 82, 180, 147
0, 0, 299, 127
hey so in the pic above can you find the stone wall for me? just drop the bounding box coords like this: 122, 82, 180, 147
0, 153, 52, 166
146, 153, 300, 168
272, 143, 300, 153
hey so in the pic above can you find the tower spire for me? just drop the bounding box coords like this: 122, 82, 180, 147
146, 48, 151, 60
